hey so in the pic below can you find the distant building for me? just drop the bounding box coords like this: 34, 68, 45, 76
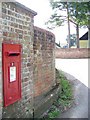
79, 32, 88, 48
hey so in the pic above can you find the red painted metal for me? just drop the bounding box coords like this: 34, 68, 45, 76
2, 43, 21, 107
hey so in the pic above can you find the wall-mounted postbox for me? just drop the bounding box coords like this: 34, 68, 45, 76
2, 43, 21, 107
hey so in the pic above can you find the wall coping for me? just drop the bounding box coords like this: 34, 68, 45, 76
1, 0, 37, 16
34, 26, 55, 38
55, 48, 90, 59
56, 48, 90, 51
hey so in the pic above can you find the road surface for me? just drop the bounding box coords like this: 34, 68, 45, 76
55, 59, 88, 87
55, 59, 89, 118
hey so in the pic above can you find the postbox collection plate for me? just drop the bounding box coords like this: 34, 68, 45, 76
10, 66, 16, 82
2, 43, 21, 107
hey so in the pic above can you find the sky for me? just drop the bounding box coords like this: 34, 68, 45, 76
16, 0, 88, 46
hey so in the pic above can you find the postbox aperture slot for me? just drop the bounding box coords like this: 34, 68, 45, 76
7, 52, 20, 56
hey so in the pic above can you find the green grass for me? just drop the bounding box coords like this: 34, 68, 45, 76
48, 105, 60, 118
60, 78, 72, 100
43, 69, 73, 119
57, 70, 73, 110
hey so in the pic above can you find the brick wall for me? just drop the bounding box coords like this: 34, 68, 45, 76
33, 27, 57, 117
33, 26, 56, 97
0, 1, 56, 118
0, 2, 36, 118
55, 48, 90, 59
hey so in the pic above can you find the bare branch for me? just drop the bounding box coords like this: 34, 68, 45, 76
69, 19, 77, 25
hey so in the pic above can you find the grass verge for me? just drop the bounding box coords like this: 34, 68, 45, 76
43, 69, 73, 119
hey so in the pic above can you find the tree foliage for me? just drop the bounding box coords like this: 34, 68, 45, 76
66, 34, 77, 47
45, 1, 67, 29
46, 0, 90, 47
46, 0, 90, 29
68, 1, 90, 27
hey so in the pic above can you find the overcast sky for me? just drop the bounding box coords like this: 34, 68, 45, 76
16, 0, 88, 45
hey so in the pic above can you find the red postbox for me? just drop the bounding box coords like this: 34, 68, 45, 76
2, 43, 21, 107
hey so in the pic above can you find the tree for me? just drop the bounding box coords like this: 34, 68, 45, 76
46, 1, 71, 47
67, 2, 71, 48
66, 34, 77, 47
69, 19, 79, 48
45, 1, 67, 28
68, 2, 89, 27
46, 0, 90, 47
68, 1, 90, 47
66, 1, 90, 48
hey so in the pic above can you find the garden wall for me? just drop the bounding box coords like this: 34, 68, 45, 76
33, 27, 58, 117
34, 26, 56, 97
55, 48, 90, 59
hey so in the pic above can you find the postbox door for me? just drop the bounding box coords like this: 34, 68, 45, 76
2, 43, 21, 107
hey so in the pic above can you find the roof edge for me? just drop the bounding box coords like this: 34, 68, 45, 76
79, 32, 88, 40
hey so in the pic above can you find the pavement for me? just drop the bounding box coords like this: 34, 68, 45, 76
57, 71, 89, 119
